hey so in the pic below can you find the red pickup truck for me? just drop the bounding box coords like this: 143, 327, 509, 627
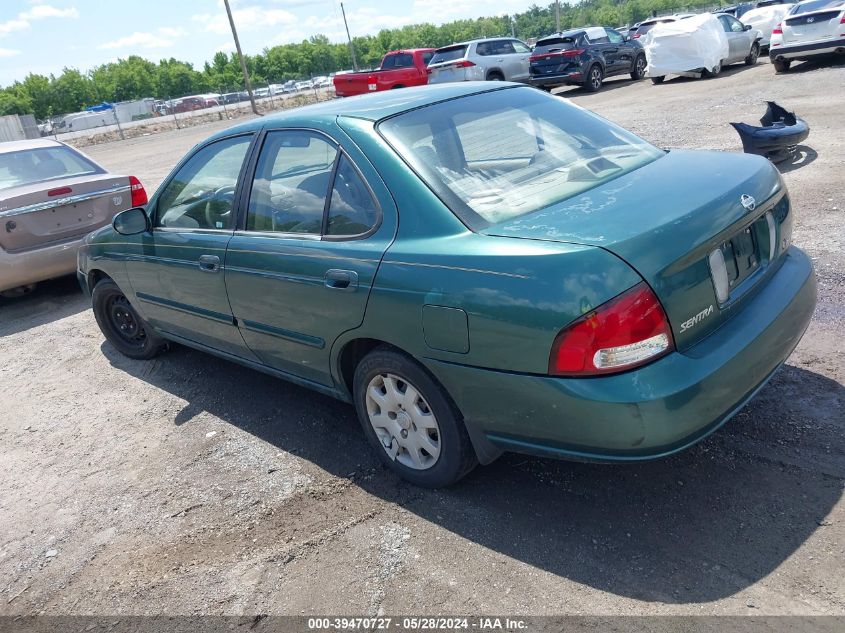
333, 49, 435, 97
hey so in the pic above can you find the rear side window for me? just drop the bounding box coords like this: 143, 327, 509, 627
0, 145, 102, 190
479, 40, 516, 55
430, 45, 467, 64
247, 131, 338, 234
326, 156, 379, 236
383, 53, 414, 69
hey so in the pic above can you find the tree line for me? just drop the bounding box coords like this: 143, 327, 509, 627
0, 0, 722, 120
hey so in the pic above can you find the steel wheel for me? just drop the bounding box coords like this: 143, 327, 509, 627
106, 294, 147, 349
92, 279, 167, 360
365, 373, 441, 470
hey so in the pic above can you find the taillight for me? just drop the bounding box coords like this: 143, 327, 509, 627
47, 186, 72, 197
454, 60, 476, 68
129, 175, 147, 207
549, 282, 674, 376
632, 33, 641, 38
530, 49, 585, 61
772, 22, 783, 34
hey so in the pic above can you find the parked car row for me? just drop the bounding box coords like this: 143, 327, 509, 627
335, 0, 842, 100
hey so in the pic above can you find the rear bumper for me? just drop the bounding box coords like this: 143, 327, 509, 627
770, 39, 845, 60
0, 236, 83, 293
529, 71, 584, 87
426, 246, 816, 463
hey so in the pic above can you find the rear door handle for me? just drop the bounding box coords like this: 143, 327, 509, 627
324, 269, 358, 291
198, 254, 221, 273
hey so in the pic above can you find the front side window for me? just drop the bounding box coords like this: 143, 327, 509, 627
380, 87, 664, 229
512, 41, 532, 53
0, 145, 102, 191
247, 131, 338, 234
156, 135, 252, 230
606, 29, 625, 44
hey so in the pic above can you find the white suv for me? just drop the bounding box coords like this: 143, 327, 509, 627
769, 0, 845, 71
427, 38, 533, 84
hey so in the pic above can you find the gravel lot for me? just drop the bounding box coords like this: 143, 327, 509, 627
1, 57, 843, 617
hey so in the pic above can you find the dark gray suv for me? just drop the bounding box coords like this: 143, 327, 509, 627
529, 26, 647, 92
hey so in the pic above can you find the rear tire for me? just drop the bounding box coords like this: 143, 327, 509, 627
745, 43, 760, 65
773, 58, 791, 73
92, 279, 167, 360
486, 71, 504, 81
631, 54, 647, 80
584, 64, 604, 92
651, 75, 665, 85
353, 347, 477, 488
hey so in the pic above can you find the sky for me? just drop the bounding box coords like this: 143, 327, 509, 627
0, 0, 534, 86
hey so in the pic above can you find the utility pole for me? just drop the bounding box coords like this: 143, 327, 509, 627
555, 0, 561, 33
223, 0, 260, 116
340, 2, 359, 72
511, 16, 516, 38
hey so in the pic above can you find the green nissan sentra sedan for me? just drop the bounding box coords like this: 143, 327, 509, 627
77, 83, 816, 487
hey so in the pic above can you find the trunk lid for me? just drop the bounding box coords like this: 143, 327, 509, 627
782, 6, 843, 44
483, 150, 791, 351
0, 174, 131, 252
530, 37, 583, 77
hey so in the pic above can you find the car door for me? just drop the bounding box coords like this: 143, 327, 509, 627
605, 28, 631, 73
510, 40, 533, 81
224, 128, 396, 387
124, 133, 259, 360
719, 14, 747, 62
584, 28, 618, 73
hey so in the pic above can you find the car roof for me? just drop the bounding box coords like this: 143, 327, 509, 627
0, 138, 65, 154
206, 83, 519, 141
435, 37, 518, 49
537, 29, 587, 40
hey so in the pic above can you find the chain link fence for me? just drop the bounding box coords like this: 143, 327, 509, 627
40, 80, 335, 149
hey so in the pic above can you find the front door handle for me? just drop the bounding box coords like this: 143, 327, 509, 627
198, 254, 221, 273
324, 269, 358, 291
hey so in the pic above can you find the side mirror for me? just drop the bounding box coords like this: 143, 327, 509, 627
113, 207, 150, 235
744, 24, 752, 30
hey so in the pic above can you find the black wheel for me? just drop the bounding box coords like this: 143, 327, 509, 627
92, 279, 167, 360
773, 58, 791, 73
631, 54, 647, 80
702, 62, 722, 78
353, 347, 477, 488
745, 43, 760, 66
651, 75, 665, 85
539, 86, 552, 92
486, 71, 504, 81
584, 64, 603, 92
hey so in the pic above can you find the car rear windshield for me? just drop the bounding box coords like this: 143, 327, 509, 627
379, 87, 664, 229
534, 36, 579, 52
791, 0, 842, 13
430, 45, 467, 64
0, 145, 102, 191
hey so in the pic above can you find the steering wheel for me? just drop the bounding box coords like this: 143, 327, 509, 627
204, 185, 237, 229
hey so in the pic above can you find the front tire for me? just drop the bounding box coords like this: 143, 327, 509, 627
773, 58, 791, 73
745, 43, 760, 66
702, 62, 722, 78
92, 279, 167, 360
631, 54, 647, 80
353, 347, 477, 488
584, 64, 604, 92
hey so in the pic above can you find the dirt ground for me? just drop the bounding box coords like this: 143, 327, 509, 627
1, 57, 843, 617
